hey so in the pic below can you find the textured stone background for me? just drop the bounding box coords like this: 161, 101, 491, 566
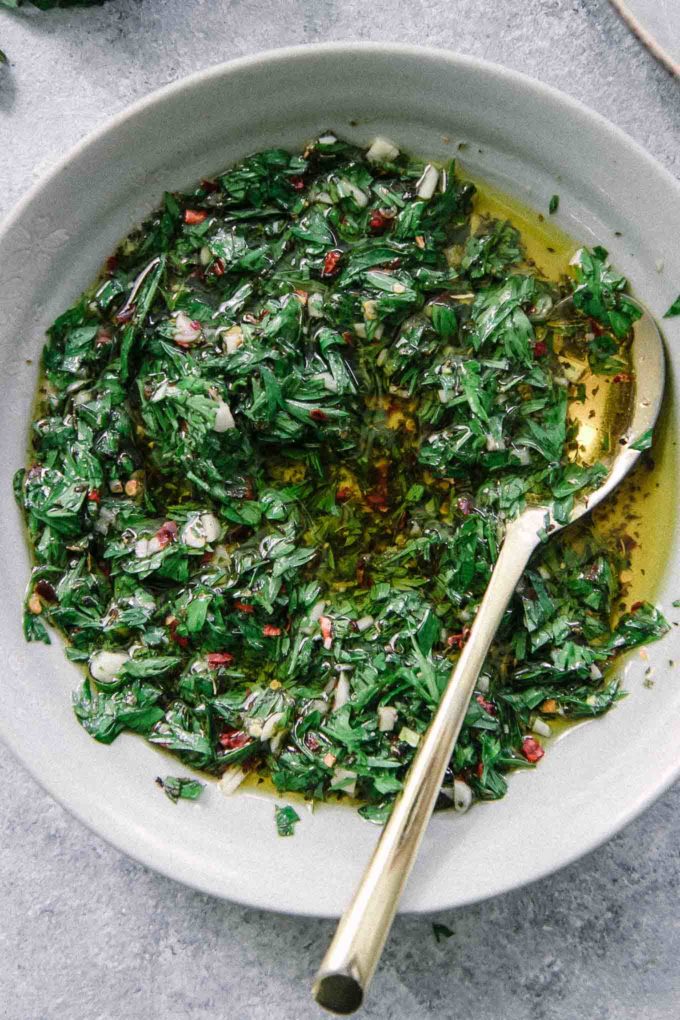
1, 3, 679, 1018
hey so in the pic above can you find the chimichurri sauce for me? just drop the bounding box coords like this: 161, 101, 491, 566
15, 134, 669, 823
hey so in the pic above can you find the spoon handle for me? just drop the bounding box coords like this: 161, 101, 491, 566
313, 512, 543, 1015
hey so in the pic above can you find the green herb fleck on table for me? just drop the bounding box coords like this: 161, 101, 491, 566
432, 922, 454, 943
548, 194, 559, 215
14, 133, 669, 823
663, 295, 680, 319
275, 804, 301, 837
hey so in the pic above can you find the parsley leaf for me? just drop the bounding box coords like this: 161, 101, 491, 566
275, 804, 301, 837
158, 775, 205, 804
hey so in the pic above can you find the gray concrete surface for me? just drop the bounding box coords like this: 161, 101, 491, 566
1, 2, 679, 1018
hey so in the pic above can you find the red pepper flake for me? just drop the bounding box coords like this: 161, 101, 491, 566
200, 178, 219, 193
114, 303, 136, 324
87, 488, 101, 503
167, 617, 189, 649
219, 729, 249, 750
613, 372, 634, 383
35, 579, 58, 603
589, 319, 608, 336
631, 600, 644, 612
475, 762, 484, 779
262, 624, 282, 637
200, 551, 214, 565
305, 733, 321, 752
155, 520, 178, 548
368, 209, 391, 233
322, 250, 342, 277
521, 736, 545, 763
96, 329, 112, 347
211, 258, 226, 277
335, 486, 352, 503
476, 695, 496, 715
457, 496, 473, 515
447, 627, 470, 650
234, 601, 255, 613
106, 255, 118, 274
206, 652, 235, 668
356, 557, 371, 589
184, 209, 208, 225
319, 616, 333, 644
310, 408, 328, 423
365, 461, 390, 511
341, 331, 354, 346
289, 175, 306, 191
533, 340, 548, 357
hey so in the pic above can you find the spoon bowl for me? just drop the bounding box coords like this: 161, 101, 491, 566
563, 297, 664, 502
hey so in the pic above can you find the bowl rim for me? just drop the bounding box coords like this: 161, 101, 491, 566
3, 40, 680, 244
2, 41, 680, 917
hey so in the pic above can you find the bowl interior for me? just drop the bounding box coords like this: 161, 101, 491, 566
1, 45, 679, 916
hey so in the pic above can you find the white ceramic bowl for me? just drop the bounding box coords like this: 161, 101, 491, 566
1, 43, 679, 918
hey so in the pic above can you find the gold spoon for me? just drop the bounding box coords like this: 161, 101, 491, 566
313, 299, 666, 1015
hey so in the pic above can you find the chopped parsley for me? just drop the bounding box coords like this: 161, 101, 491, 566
548, 195, 559, 215
275, 804, 301, 837
663, 295, 680, 319
571, 246, 642, 339
156, 775, 205, 804
14, 134, 669, 822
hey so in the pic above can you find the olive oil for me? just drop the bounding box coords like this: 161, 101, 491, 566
473, 177, 575, 278
473, 175, 676, 604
